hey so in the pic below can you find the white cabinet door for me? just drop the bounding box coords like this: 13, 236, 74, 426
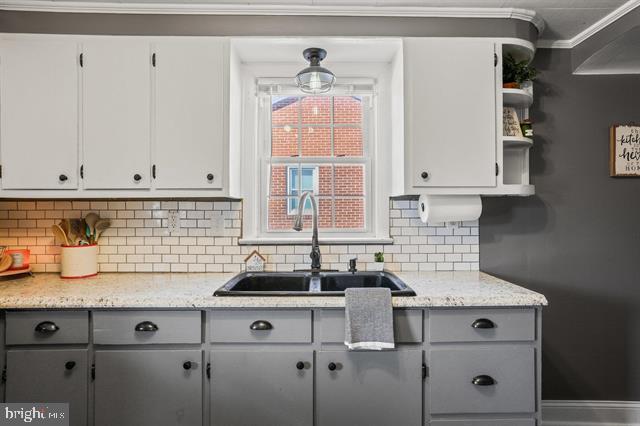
404, 38, 496, 188
82, 39, 151, 189
0, 39, 79, 189
154, 39, 226, 190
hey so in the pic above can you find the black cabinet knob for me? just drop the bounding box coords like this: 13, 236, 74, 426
328, 362, 337, 371
183, 361, 192, 370
133, 174, 142, 182
134, 321, 159, 332
35, 321, 59, 334
421, 171, 429, 180
207, 173, 214, 181
472, 375, 496, 386
65, 361, 76, 370
296, 362, 305, 370
250, 320, 273, 331
59, 174, 68, 182
471, 318, 495, 329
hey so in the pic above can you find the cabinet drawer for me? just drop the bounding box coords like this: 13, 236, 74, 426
210, 310, 311, 343
430, 308, 534, 343
320, 309, 423, 343
93, 311, 201, 345
431, 420, 534, 426
430, 347, 535, 414
5, 311, 88, 345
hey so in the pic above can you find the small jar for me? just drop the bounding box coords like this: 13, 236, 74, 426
521, 119, 533, 137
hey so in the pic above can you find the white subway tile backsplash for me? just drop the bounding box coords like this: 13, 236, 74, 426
0, 198, 478, 272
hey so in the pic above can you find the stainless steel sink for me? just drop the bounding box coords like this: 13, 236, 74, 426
213, 271, 416, 297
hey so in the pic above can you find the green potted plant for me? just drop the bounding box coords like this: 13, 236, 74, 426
502, 53, 538, 90
371, 252, 385, 271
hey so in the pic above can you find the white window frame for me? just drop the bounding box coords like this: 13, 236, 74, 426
236, 59, 397, 245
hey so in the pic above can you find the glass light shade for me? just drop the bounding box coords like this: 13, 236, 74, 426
295, 66, 336, 94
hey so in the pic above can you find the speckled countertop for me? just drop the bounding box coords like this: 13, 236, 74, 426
0, 272, 547, 309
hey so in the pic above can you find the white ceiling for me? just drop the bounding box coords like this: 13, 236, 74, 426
1, 0, 636, 44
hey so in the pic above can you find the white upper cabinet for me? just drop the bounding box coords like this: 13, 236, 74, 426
0, 38, 79, 190
154, 39, 227, 190
82, 39, 151, 189
404, 38, 497, 189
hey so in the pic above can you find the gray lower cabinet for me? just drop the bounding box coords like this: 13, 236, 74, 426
316, 350, 423, 426
430, 347, 535, 414
210, 350, 313, 426
430, 421, 535, 426
94, 349, 202, 426
5, 349, 88, 426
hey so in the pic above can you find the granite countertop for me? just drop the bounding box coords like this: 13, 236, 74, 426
0, 272, 547, 309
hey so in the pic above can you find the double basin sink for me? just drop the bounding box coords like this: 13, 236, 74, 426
214, 271, 416, 297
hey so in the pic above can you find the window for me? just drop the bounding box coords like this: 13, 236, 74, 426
264, 94, 371, 234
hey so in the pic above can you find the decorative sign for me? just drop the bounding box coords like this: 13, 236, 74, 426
503, 107, 523, 137
610, 125, 640, 177
244, 250, 266, 272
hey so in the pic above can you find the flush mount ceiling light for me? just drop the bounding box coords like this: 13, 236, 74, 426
295, 48, 336, 94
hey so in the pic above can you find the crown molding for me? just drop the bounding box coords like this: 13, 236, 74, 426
0, 1, 544, 32
537, 0, 640, 49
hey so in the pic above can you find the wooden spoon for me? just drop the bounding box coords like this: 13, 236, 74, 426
94, 219, 112, 242
84, 212, 100, 242
51, 224, 70, 246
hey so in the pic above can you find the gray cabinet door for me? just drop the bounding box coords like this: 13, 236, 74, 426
94, 350, 202, 426
5, 349, 88, 426
210, 350, 313, 426
316, 350, 423, 426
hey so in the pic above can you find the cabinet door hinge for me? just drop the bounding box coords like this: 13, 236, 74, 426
495, 163, 500, 176
152, 53, 156, 67
206, 362, 211, 380
0, 165, 3, 179
494, 53, 498, 67
422, 363, 428, 380
79, 53, 84, 68
80, 165, 84, 179
1, 366, 6, 384
91, 364, 95, 381
152, 164, 156, 179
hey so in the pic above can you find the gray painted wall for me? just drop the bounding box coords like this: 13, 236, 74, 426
481, 48, 640, 401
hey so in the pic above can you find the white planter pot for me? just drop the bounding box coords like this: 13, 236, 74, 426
60, 244, 98, 279
369, 262, 385, 272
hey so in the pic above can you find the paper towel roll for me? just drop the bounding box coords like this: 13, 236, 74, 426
418, 195, 482, 225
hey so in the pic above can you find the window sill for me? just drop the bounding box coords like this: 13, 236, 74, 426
238, 237, 394, 246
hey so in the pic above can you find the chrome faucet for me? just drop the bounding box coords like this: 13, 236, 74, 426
292, 191, 321, 271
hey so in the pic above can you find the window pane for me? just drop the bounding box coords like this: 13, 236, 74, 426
272, 96, 299, 125
301, 97, 331, 125
335, 198, 365, 229
272, 126, 298, 157
301, 127, 331, 157
334, 96, 362, 124
335, 165, 364, 196
334, 128, 363, 157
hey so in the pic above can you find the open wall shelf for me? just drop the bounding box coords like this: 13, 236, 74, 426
503, 136, 533, 148
503, 88, 533, 108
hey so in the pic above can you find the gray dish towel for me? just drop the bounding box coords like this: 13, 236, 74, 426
344, 287, 395, 351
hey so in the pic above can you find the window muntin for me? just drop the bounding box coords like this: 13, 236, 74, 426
264, 94, 371, 234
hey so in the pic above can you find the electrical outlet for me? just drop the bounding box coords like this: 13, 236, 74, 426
210, 211, 225, 236
168, 210, 181, 235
